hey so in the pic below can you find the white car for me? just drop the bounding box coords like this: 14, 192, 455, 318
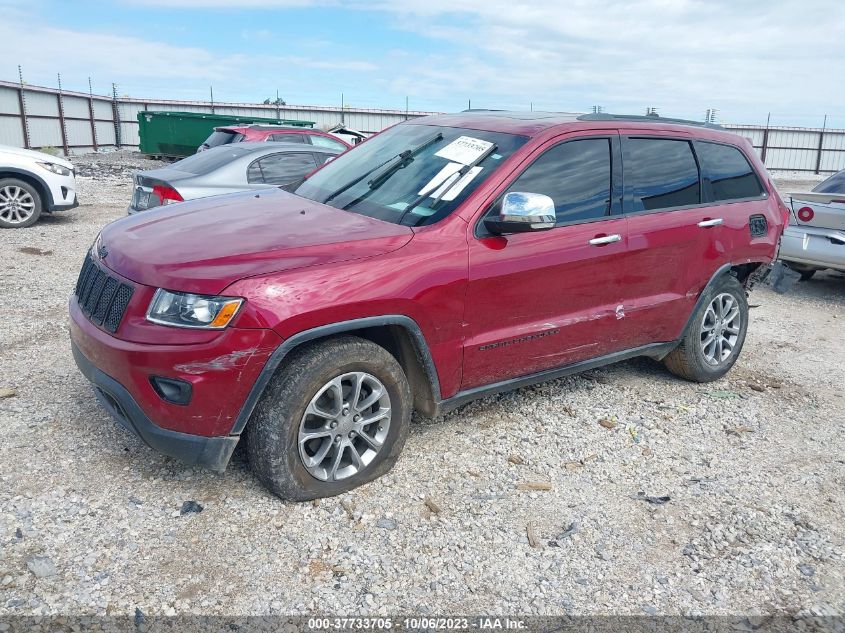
780, 169, 845, 279
0, 145, 78, 228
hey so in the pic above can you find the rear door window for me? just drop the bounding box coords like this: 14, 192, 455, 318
625, 138, 701, 211
308, 135, 348, 151
696, 141, 764, 201
247, 153, 317, 185
503, 138, 613, 225
268, 133, 306, 143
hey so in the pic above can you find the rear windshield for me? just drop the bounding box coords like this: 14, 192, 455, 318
812, 169, 845, 194
170, 146, 250, 174
202, 130, 243, 149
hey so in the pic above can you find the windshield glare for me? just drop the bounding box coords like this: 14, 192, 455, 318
294, 124, 528, 226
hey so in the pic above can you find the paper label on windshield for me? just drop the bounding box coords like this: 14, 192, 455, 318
418, 162, 482, 202
434, 136, 493, 166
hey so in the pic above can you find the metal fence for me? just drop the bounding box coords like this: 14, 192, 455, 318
2, 79, 844, 175
722, 124, 845, 174
0, 79, 432, 155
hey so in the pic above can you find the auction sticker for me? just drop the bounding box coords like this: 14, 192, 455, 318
418, 162, 483, 201
434, 136, 493, 165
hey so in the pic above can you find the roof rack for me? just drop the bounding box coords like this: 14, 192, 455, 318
577, 112, 723, 129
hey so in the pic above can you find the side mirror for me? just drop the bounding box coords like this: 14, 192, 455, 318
484, 192, 555, 234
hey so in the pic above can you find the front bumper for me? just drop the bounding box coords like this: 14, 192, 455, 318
44, 173, 78, 211
779, 224, 845, 271
72, 342, 238, 471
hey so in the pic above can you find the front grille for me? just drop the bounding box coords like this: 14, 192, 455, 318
74, 253, 134, 334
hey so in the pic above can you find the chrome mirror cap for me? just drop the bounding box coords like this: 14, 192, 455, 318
485, 191, 556, 234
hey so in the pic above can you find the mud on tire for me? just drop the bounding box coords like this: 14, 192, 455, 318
246, 335, 412, 500
663, 274, 749, 383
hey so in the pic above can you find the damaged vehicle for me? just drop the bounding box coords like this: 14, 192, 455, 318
779, 169, 845, 279
69, 111, 787, 500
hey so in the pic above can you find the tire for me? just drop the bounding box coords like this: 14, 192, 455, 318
799, 269, 817, 281
246, 335, 412, 500
0, 178, 43, 229
663, 274, 749, 382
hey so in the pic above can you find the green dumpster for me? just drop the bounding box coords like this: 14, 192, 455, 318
136, 111, 316, 158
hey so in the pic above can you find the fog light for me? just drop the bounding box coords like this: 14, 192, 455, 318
150, 376, 192, 405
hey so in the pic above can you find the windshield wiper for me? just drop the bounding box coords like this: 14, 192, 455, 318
367, 132, 443, 190
321, 132, 443, 205
398, 142, 498, 225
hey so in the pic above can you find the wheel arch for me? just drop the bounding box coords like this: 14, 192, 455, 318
229, 315, 442, 435
0, 169, 54, 209
676, 262, 762, 349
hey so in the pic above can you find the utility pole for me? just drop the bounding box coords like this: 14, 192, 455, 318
17, 65, 30, 149
341, 93, 345, 124
761, 112, 771, 164
210, 86, 215, 114
815, 114, 827, 175
111, 83, 122, 148
56, 73, 69, 155
88, 77, 98, 151
405, 96, 409, 120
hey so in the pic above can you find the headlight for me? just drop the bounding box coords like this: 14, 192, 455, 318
146, 289, 243, 329
36, 161, 72, 176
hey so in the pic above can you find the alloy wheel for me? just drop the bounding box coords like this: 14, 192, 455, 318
0, 186, 36, 225
700, 292, 742, 366
298, 372, 392, 481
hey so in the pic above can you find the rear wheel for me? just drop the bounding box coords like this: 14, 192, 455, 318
0, 179, 42, 228
246, 336, 412, 500
664, 274, 748, 382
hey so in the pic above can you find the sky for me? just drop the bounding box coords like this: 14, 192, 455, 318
1, 0, 843, 127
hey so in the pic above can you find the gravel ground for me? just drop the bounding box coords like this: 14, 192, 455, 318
0, 151, 843, 618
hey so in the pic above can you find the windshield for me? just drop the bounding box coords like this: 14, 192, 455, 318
812, 169, 845, 194
293, 124, 528, 226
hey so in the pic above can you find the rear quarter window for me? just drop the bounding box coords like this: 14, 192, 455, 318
696, 141, 764, 201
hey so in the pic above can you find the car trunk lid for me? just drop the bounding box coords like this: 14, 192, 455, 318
787, 192, 845, 231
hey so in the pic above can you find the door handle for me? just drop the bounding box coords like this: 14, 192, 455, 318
698, 218, 723, 228
588, 234, 622, 246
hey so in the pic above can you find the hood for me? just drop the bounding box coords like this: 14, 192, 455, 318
98, 189, 414, 295
0, 144, 74, 168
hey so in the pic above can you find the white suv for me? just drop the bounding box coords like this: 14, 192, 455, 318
0, 145, 78, 228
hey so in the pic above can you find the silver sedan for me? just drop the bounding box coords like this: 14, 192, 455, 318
128, 141, 340, 214
780, 169, 845, 280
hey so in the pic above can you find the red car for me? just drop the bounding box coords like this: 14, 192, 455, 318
197, 124, 350, 153
70, 111, 787, 500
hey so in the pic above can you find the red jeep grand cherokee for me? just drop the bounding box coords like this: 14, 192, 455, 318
70, 111, 787, 500
197, 124, 351, 153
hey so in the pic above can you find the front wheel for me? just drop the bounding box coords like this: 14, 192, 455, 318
0, 179, 42, 228
664, 274, 749, 382
246, 336, 412, 500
